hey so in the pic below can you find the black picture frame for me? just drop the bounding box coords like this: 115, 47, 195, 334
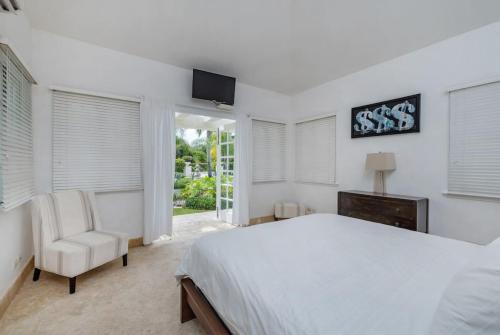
351, 94, 420, 138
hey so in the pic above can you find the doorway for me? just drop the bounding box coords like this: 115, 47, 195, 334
172, 112, 236, 238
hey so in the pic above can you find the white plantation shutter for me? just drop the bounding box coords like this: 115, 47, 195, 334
295, 116, 336, 184
252, 119, 287, 182
53, 90, 142, 192
448, 81, 500, 198
0, 48, 34, 210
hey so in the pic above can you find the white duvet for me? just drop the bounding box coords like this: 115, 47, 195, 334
176, 214, 480, 335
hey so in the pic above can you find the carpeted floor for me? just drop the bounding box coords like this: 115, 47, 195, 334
0, 215, 234, 335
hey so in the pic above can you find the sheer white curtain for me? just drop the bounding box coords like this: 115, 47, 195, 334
233, 114, 251, 226
141, 98, 176, 244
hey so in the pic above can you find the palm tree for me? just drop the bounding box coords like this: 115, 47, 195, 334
206, 130, 213, 177
195, 129, 213, 177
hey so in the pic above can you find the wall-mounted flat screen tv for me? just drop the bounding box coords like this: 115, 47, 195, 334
192, 69, 236, 105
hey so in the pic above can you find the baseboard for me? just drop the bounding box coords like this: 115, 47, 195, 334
249, 215, 275, 225
0, 256, 34, 320
128, 237, 143, 248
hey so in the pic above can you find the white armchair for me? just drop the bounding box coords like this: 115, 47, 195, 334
31, 190, 128, 294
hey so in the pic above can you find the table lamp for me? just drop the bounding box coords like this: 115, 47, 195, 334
366, 152, 396, 194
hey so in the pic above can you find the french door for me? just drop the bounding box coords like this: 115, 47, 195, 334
216, 128, 235, 223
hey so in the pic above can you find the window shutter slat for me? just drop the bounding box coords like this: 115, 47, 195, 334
252, 120, 287, 183
295, 116, 336, 185
52, 90, 142, 192
0, 49, 34, 211
448, 81, 500, 197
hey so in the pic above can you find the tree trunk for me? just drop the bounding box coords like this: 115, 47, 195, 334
206, 130, 212, 177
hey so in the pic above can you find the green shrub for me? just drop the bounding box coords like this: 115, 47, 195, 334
174, 177, 191, 190
185, 195, 216, 210
175, 158, 186, 173
181, 176, 215, 198
181, 176, 216, 210
192, 150, 207, 164
182, 155, 193, 163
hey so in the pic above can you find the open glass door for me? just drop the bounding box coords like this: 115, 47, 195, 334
216, 128, 235, 223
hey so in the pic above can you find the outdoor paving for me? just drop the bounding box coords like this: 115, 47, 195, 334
171, 210, 235, 240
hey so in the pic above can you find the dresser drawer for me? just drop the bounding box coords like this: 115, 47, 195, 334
338, 191, 428, 232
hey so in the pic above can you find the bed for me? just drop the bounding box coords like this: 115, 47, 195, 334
175, 213, 480, 335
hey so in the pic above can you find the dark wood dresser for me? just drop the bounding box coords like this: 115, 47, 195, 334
338, 191, 428, 233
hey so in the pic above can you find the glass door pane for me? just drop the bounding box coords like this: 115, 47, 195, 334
216, 128, 235, 223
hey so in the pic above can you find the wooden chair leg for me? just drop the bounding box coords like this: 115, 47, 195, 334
69, 277, 76, 294
122, 254, 128, 267
33, 268, 41, 281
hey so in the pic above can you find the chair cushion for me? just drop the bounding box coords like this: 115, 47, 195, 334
43, 231, 128, 278
51, 190, 93, 238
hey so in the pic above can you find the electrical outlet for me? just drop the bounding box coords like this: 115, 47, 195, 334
14, 256, 23, 269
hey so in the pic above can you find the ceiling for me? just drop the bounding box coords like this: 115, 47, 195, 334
24, 0, 500, 94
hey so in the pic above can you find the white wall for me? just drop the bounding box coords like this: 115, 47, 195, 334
292, 21, 500, 245
0, 12, 34, 299
31, 29, 293, 237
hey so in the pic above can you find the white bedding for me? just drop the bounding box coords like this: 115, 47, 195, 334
175, 214, 480, 335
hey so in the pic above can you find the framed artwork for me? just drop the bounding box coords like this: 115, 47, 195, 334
351, 94, 420, 138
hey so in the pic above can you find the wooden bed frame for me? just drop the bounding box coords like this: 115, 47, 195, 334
180, 278, 232, 335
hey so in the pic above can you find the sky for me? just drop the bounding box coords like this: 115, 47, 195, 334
181, 128, 206, 144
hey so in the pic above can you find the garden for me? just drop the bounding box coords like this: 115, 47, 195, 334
173, 130, 218, 216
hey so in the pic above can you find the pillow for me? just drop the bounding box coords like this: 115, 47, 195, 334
429, 238, 500, 335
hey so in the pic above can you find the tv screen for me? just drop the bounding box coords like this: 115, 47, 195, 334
192, 69, 236, 105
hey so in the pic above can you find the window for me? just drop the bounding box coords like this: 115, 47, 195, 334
0, 47, 34, 210
252, 119, 287, 182
295, 115, 336, 184
52, 89, 142, 192
448, 80, 500, 198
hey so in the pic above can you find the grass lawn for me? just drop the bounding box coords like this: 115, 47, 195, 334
173, 207, 212, 216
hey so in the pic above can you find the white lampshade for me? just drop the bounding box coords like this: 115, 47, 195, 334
366, 152, 396, 171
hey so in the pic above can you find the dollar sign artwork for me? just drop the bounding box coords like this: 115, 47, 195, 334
354, 110, 374, 134
371, 105, 394, 134
391, 101, 415, 131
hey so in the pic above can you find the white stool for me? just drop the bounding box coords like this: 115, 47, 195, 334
274, 202, 307, 220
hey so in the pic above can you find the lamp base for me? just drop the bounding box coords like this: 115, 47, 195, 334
373, 171, 386, 194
